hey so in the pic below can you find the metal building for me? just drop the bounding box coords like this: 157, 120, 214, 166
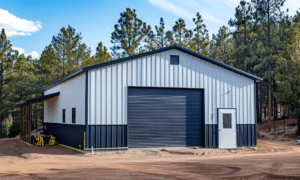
35, 45, 262, 150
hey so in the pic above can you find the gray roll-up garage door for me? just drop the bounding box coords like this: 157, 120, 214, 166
127, 87, 204, 148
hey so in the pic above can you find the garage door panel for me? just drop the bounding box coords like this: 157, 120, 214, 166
128, 117, 201, 120
128, 124, 203, 129
128, 88, 204, 148
128, 108, 201, 112
128, 123, 202, 128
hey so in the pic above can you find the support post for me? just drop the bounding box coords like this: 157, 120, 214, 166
84, 131, 86, 153
36, 102, 38, 138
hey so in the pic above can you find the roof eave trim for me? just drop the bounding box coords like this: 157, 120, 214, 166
16, 92, 60, 106
173, 46, 263, 81
40, 69, 83, 91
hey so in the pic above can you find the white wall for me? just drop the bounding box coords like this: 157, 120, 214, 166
88, 49, 256, 125
44, 73, 86, 125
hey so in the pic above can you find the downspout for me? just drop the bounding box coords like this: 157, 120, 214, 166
85, 71, 89, 150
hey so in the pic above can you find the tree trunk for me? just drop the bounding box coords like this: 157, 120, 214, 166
298, 112, 300, 136
284, 118, 285, 134
0, 115, 2, 138
268, 84, 272, 132
36, 100, 38, 138
274, 115, 276, 135
0, 53, 3, 139
259, 83, 263, 123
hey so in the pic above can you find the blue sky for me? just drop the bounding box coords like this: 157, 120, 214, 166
0, 0, 298, 59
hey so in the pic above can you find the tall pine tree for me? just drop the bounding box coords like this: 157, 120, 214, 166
229, 0, 253, 70
52, 25, 82, 77
274, 20, 300, 135
0, 29, 14, 138
250, 0, 285, 131
111, 8, 151, 58
94, 42, 111, 64
75, 43, 91, 66
172, 18, 193, 48
154, 18, 168, 48
34, 44, 62, 85
213, 26, 234, 65
191, 12, 210, 56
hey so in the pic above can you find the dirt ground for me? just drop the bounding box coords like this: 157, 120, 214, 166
258, 119, 300, 142
1, 138, 300, 180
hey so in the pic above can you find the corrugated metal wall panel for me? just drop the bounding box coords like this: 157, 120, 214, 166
112, 65, 117, 125
205, 125, 218, 148
118, 64, 122, 125
87, 125, 127, 149
44, 122, 85, 150
107, 66, 112, 124
88, 49, 256, 126
101, 68, 106, 124
96, 70, 101, 125
90, 70, 95, 125
236, 124, 256, 147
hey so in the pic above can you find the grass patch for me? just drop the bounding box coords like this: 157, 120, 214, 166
2, 173, 20, 177
28, 173, 37, 176
48, 168, 64, 171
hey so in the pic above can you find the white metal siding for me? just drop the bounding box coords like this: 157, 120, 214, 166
88, 49, 255, 125
44, 73, 86, 125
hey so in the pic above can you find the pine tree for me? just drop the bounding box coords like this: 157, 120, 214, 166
52, 25, 82, 77
111, 8, 151, 58
213, 26, 234, 65
172, 18, 193, 48
229, 0, 253, 70
191, 12, 210, 56
274, 20, 300, 135
9, 53, 33, 138
166, 30, 175, 46
34, 44, 62, 85
250, 0, 285, 131
75, 43, 91, 66
154, 18, 168, 48
2, 114, 13, 137
94, 42, 111, 64
208, 34, 218, 60
143, 30, 156, 52
0, 29, 14, 138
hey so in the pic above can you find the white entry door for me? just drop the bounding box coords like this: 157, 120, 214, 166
218, 109, 236, 148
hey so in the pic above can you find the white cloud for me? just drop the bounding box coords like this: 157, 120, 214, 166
27, 51, 39, 59
12, 46, 25, 54
0, 9, 42, 37
201, 12, 222, 24
12, 46, 39, 59
147, 0, 193, 20
147, 0, 222, 23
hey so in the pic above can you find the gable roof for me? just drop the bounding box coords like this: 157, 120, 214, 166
41, 44, 263, 91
